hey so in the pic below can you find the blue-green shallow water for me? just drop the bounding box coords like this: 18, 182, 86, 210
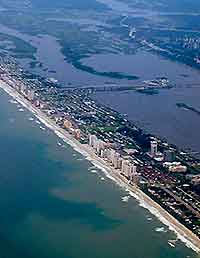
0, 88, 198, 258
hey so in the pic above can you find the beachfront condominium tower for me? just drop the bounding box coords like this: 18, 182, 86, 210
122, 160, 131, 177
129, 165, 137, 181
113, 152, 122, 169
89, 134, 97, 148
151, 141, 158, 157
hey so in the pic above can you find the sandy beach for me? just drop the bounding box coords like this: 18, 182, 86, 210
1, 79, 200, 253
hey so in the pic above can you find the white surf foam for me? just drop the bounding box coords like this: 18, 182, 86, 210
9, 99, 17, 104
1, 81, 200, 254
155, 227, 167, 233
121, 195, 130, 203
147, 217, 153, 221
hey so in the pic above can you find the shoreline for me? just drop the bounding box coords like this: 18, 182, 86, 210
1, 80, 200, 253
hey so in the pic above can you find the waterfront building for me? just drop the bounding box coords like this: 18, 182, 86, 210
169, 164, 187, 173
103, 148, 110, 160
100, 148, 110, 159
55, 116, 63, 123
163, 162, 187, 173
89, 135, 105, 154
113, 152, 122, 169
20, 83, 27, 96
100, 148, 105, 158
107, 149, 120, 167
191, 175, 200, 186
95, 139, 105, 154
64, 119, 73, 130
164, 150, 175, 162
129, 164, 137, 180
110, 149, 117, 165
151, 141, 158, 157
100, 149, 105, 158
122, 160, 131, 177
117, 157, 123, 170
39, 102, 47, 109
132, 172, 140, 185
14, 81, 21, 91
101, 148, 122, 169
27, 89, 35, 102
122, 160, 138, 181
154, 152, 164, 162
74, 129, 81, 140
104, 148, 114, 163
89, 134, 97, 147
34, 100, 40, 107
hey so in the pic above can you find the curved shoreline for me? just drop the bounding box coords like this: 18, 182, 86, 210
71, 58, 139, 80
0, 80, 200, 253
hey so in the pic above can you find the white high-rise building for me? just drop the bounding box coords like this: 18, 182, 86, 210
27, 89, 35, 101
110, 149, 116, 164
100, 148, 109, 159
113, 152, 121, 169
116, 157, 123, 169
103, 148, 112, 161
89, 135, 106, 155
129, 165, 137, 181
122, 160, 130, 177
122, 160, 138, 180
151, 141, 158, 157
96, 140, 105, 154
89, 134, 97, 148
20, 83, 27, 96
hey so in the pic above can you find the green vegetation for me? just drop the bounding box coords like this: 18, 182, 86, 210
0, 0, 200, 78
0, 33, 36, 59
136, 88, 159, 95
72, 60, 139, 80
90, 126, 118, 134
0, 10, 139, 80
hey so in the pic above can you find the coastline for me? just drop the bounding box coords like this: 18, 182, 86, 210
0, 80, 200, 253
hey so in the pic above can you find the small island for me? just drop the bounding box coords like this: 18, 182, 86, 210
176, 103, 200, 116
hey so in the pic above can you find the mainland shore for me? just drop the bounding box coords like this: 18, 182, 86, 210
0, 79, 200, 253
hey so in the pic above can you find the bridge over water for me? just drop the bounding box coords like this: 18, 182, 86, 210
62, 84, 144, 93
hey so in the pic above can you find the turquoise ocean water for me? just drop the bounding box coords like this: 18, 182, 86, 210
0, 89, 197, 258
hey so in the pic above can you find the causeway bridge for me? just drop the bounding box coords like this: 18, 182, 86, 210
62, 84, 143, 93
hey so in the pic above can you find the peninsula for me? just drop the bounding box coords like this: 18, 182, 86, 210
0, 56, 200, 252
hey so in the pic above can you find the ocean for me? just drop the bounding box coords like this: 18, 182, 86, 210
0, 89, 197, 258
